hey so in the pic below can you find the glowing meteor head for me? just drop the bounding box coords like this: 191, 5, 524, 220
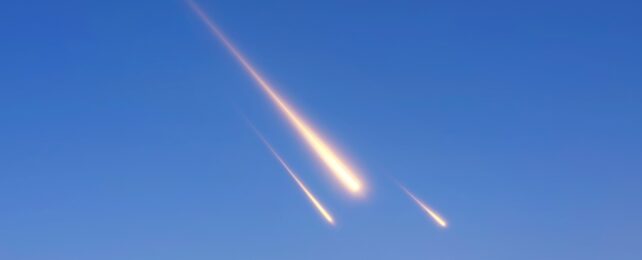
255, 87, 366, 197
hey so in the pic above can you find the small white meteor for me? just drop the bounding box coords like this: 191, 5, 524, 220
250, 126, 335, 225
399, 184, 448, 228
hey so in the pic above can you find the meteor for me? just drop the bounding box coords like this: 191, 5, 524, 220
187, 0, 365, 196
250, 127, 335, 225
399, 184, 448, 228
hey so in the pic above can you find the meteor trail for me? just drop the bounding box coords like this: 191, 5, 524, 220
399, 184, 448, 228
249, 126, 335, 225
187, 0, 365, 196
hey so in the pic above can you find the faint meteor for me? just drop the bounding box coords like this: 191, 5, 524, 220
399, 184, 448, 228
187, 0, 365, 196
249, 126, 335, 225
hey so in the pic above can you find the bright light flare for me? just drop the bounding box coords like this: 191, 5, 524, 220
187, 0, 364, 196
399, 184, 448, 228
251, 128, 335, 225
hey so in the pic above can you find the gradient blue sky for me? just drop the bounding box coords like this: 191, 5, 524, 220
1, 0, 641, 259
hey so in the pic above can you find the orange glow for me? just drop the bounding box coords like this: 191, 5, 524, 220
399, 184, 448, 228
187, 0, 364, 196
251, 129, 335, 225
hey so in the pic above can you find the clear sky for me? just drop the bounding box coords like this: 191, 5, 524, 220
1, 0, 641, 259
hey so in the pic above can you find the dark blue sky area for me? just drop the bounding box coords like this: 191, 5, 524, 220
1, 0, 641, 259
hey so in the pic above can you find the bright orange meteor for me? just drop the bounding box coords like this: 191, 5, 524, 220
399, 184, 448, 228
187, 0, 364, 195
250, 127, 335, 225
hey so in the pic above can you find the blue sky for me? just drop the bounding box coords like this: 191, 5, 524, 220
1, 0, 641, 259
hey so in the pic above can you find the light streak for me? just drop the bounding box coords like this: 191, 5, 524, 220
249, 126, 335, 225
187, 0, 364, 195
399, 184, 448, 228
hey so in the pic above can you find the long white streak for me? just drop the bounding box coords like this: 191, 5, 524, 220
187, 0, 364, 195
